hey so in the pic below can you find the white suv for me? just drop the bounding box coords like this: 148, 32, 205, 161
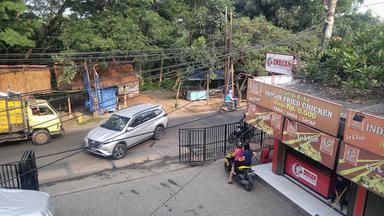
85, 104, 168, 159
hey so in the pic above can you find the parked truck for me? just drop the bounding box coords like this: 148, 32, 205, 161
0, 96, 62, 145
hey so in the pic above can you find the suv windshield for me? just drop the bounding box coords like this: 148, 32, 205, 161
101, 115, 130, 131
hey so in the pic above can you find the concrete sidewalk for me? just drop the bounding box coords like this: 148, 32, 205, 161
48, 160, 309, 216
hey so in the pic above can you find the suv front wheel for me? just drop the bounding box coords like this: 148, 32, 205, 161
112, 143, 126, 160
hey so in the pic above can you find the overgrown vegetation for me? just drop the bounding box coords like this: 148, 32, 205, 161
1, 0, 383, 95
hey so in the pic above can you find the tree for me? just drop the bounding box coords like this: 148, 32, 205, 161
233, 0, 360, 32
0, 0, 39, 51
308, 24, 384, 94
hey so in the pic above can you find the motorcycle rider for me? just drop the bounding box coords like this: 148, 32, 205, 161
224, 89, 238, 110
239, 144, 256, 167
228, 143, 256, 184
227, 141, 244, 184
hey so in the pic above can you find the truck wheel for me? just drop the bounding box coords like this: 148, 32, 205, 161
32, 130, 51, 145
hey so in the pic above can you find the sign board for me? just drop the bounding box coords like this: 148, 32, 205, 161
245, 104, 283, 139
265, 53, 294, 75
282, 119, 339, 169
337, 142, 384, 198
285, 153, 332, 198
344, 109, 384, 157
247, 79, 342, 136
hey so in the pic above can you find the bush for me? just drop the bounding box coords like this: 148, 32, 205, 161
308, 25, 384, 95
159, 79, 176, 89
140, 80, 161, 91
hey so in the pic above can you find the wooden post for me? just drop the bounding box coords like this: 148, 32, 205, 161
124, 86, 127, 108
159, 52, 164, 86
67, 94, 72, 114
175, 80, 182, 108
93, 96, 98, 118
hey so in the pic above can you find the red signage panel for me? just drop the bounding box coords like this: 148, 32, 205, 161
282, 119, 339, 169
285, 153, 332, 198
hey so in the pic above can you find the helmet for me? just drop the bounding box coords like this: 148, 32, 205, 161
236, 140, 243, 148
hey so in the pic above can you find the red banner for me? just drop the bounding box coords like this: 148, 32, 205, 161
285, 154, 332, 198
281, 119, 339, 169
337, 142, 384, 198
245, 104, 283, 139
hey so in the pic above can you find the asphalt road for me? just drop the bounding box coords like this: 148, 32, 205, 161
47, 160, 309, 216
0, 110, 243, 184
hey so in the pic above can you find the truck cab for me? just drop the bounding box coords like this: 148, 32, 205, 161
27, 100, 62, 145
0, 97, 62, 145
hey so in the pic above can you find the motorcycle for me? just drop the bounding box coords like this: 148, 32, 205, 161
228, 121, 254, 145
219, 100, 238, 113
224, 151, 257, 191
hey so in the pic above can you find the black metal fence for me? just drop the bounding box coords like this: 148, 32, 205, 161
179, 121, 270, 165
0, 150, 39, 190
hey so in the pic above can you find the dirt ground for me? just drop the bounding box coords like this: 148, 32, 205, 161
61, 90, 241, 129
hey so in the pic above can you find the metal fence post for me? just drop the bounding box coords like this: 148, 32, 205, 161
203, 128, 207, 163
260, 131, 264, 147
179, 129, 181, 163
224, 124, 227, 155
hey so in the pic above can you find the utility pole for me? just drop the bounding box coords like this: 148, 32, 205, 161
321, 0, 338, 50
224, 8, 233, 97
230, 9, 234, 97
224, 7, 228, 97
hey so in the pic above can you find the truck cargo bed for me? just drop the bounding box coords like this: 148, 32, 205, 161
0, 97, 27, 134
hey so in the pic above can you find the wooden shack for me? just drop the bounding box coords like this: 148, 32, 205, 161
0, 65, 51, 93
54, 62, 139, 95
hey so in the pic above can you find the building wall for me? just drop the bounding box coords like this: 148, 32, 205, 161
0, 65, 51, 93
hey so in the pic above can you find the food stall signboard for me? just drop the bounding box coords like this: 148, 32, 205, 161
282, 119, 339, 169
344, 109, 384, 157
265, 52, 294, 75
285, 154, 333, 198
247, 79, 342, 136
337, 142, 384, 198
245, 104, 283, 139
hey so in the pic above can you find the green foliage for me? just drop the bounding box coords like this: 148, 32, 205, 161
232, 16, 319, 76
0, 0, 38, 50
308, 25, 384, 94
233, 0, 359, 32
53, 55, 78, 84
140, 80, 162, 91
160, 79, 176, 89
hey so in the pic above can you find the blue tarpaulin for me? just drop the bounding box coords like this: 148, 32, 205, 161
186, 70, 224, 81
85, 87, 117, 112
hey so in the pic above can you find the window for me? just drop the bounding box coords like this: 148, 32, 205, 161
101, 115, 129, 131
31, 105, 53, 116
129, 115, 143, 128
141, 112, 154, 124
154, 109, 163, 117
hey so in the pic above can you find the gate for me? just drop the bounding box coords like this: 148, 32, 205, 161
179, 121, 269, 165
0, 150, 39, 190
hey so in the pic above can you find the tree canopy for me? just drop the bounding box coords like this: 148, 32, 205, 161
0, 0, 382, 94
